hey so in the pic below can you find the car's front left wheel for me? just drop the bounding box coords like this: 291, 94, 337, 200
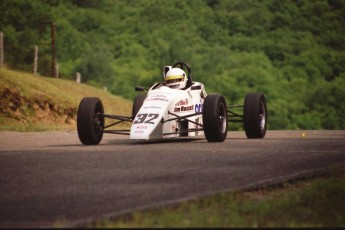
243, 93, 267, 138
77, 97, 104, 145
203, 94, 228, 142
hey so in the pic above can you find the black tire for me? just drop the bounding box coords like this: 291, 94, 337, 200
179, 120, 188, 137
132, 94, 146, 120
77, 97, 104, 145
203, 94, 228, 142
243, 93, 267, 138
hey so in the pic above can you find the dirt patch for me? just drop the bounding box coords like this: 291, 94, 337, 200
0, 87, 76, 126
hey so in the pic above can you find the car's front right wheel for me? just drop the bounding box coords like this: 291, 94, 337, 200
77, 97, 104, 145
203, 94, 228, 142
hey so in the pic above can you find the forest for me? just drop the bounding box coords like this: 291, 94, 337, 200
1, 0, 344, 130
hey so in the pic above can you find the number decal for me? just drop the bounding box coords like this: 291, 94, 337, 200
134, 113, 148, 124
134, 113, 159, 124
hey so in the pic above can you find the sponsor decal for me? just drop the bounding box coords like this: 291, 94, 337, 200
175, 99, 188, 106
135, 130, 144, 134
195, 104, 203, 113
145, 92, 172, 102
150, 94, 168, 98
143, 105, 162, 110
136, 125, 148, 129
146, 97, 169, 102
174, 105, 194, 112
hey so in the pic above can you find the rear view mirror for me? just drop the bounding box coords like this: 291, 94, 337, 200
135, 86, 145, 92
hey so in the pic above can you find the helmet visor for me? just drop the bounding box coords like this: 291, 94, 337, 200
166, 75, 184, 84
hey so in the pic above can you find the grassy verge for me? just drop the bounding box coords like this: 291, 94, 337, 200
90, 165, 345, 228
0, 68, 132, 131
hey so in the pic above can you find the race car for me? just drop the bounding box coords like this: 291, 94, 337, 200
77, 61, 267, 145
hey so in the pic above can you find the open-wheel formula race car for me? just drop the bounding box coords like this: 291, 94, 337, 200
77, 61, 267, 145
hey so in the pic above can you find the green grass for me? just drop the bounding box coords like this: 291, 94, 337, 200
90, 166, 345, 228
0, 68, 132, 131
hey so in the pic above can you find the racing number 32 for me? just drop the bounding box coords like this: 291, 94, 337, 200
134, 113, 159, 124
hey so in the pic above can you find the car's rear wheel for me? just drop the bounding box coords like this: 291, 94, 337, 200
243, 93, 267, 138
77, 97, 104, 145
178, 120, 188, 137
132, 94, 146, 120
203, 94, 228, 142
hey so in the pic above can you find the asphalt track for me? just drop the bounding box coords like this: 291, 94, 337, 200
0, 130, 344, 227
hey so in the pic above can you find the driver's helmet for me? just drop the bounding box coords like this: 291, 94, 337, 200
165, 68, 188, 89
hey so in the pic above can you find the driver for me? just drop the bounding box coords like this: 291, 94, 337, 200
165, 68, 188, 89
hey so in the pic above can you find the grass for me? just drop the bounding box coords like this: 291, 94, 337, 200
0, 68, 132, 131
90, 165, 345, 228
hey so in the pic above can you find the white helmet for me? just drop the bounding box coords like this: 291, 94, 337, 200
165, 68, 188, 89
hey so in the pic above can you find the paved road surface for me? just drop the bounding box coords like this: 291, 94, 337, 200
0, 130, 344, 227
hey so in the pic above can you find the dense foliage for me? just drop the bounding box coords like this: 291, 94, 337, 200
1, 0, 344, 130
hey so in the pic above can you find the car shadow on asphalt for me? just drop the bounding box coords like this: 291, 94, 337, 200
107, 137, 204, 145
48, 134, 255, 148
47, 138, 204, 148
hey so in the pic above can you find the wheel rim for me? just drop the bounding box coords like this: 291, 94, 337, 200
259, 101, 266, 131
219, 103, 227, 133
93, 103, 104, 135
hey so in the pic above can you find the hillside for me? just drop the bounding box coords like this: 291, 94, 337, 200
1, 0, 345, 129
0, 68, 132, 131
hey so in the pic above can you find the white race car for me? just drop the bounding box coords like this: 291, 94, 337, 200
77, 61, 267, 145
